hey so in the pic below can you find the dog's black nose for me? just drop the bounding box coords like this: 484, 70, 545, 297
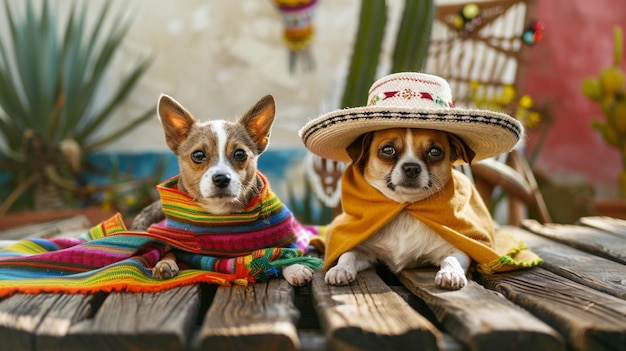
402, 163, 421, 179
212, 173, 231, 188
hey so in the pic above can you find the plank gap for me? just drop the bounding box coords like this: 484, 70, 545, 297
294, 284, 321, 330
195, 284, 218, 327
375, 264, 403, 286
377, 263, 457, 333
82, 292, 109, 321
389, 285, 448, 332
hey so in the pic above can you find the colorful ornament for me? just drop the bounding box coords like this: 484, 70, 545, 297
523, 20, 544, 45
273, 0, 318, 72
453, 3, 482, 37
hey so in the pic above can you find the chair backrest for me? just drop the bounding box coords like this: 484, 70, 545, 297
422, 0, 547, 225
470, 149, 552, 225
424, 0, 538, 112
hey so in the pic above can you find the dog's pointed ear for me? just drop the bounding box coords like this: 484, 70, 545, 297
239, 95, 276, 153
448, 133, 476, 164
346, 132, 373, 167
158, 94, 197, 152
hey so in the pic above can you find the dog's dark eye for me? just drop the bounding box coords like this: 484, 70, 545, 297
380, 146, 396, 157
191, 150, 208, 163
233, 149, 247, 162
428, 147, 443, 161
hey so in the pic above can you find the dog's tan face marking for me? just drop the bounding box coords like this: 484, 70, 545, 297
157, 94, 275, 214
362, 128, 455, 203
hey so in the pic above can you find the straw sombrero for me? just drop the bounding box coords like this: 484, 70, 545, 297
299, 72, 524, 163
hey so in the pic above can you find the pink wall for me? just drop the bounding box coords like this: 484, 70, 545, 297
523, 0, 626, 195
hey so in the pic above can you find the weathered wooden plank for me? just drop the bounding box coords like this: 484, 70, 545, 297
298, 330, 328, 351
0, 215, 90, 240
578, 216, 626, 239
504, 226, 626, 299
312, 269, 441, 351
388, 285, 465, 351
398, 268, 563, 351
0, 293, 94, 351
198, 279, 300, 351
65, 285, 201, 351
479, 267, 626, 351
522, 219, 626, 265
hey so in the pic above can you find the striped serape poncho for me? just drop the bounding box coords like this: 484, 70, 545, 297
0, 173, 322, 298
143, 173, 314, 255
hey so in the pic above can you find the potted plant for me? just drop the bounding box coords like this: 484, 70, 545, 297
581, 25, 626, 218
0, 0, 155, 216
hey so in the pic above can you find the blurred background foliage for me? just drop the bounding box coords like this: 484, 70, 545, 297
0, 0, 158, 215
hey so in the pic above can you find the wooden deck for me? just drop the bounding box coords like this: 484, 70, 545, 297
0, 216, 625, 351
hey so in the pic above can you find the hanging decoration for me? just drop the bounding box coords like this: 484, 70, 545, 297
523, 20, 544, 45
452, 3, 482, 37
272, 0, 318, 72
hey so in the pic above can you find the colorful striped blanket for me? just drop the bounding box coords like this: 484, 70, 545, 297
144, 173, 314, 255
0, 173, 322, 298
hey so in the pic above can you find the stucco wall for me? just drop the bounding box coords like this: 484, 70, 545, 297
3, 0, 625, 196
523, 0, 626, 196
100, 0, 363, 151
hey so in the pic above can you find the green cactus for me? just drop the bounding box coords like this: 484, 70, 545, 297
391, 0, 435, 72
341, 0, 434, 108
340, 0, 387, 108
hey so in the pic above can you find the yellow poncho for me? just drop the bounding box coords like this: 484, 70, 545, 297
320, 165, 542, 274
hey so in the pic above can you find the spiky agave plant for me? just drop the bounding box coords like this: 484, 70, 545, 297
0, 0, 154, 213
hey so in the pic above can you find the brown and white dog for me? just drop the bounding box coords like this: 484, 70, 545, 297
325, 128, 476, 290
131, 94, 313, 286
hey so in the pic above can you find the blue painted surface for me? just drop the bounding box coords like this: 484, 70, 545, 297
86, 148, 308, 195
1, 149, 319, 218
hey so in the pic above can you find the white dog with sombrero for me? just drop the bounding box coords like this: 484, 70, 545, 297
300, 72, 541, 290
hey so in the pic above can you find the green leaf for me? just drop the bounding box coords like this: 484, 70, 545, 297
64, 7, 131, 139
39, 0, 60, 136
0, 116, 22, 153
0, 63, 29, 128
13, 0, 43, 130
0, 0, 31, 126
78, 56, 154, 143
0, 140, 24, 162
61, 2, 91, 136
59, 2, 81, 99
84, 106, 155, 152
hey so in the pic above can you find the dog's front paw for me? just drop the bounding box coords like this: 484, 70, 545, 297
152, 259, 179, 280
282, 263, 313, 286
435, 258, 467, 290
325, 264, 357, 285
